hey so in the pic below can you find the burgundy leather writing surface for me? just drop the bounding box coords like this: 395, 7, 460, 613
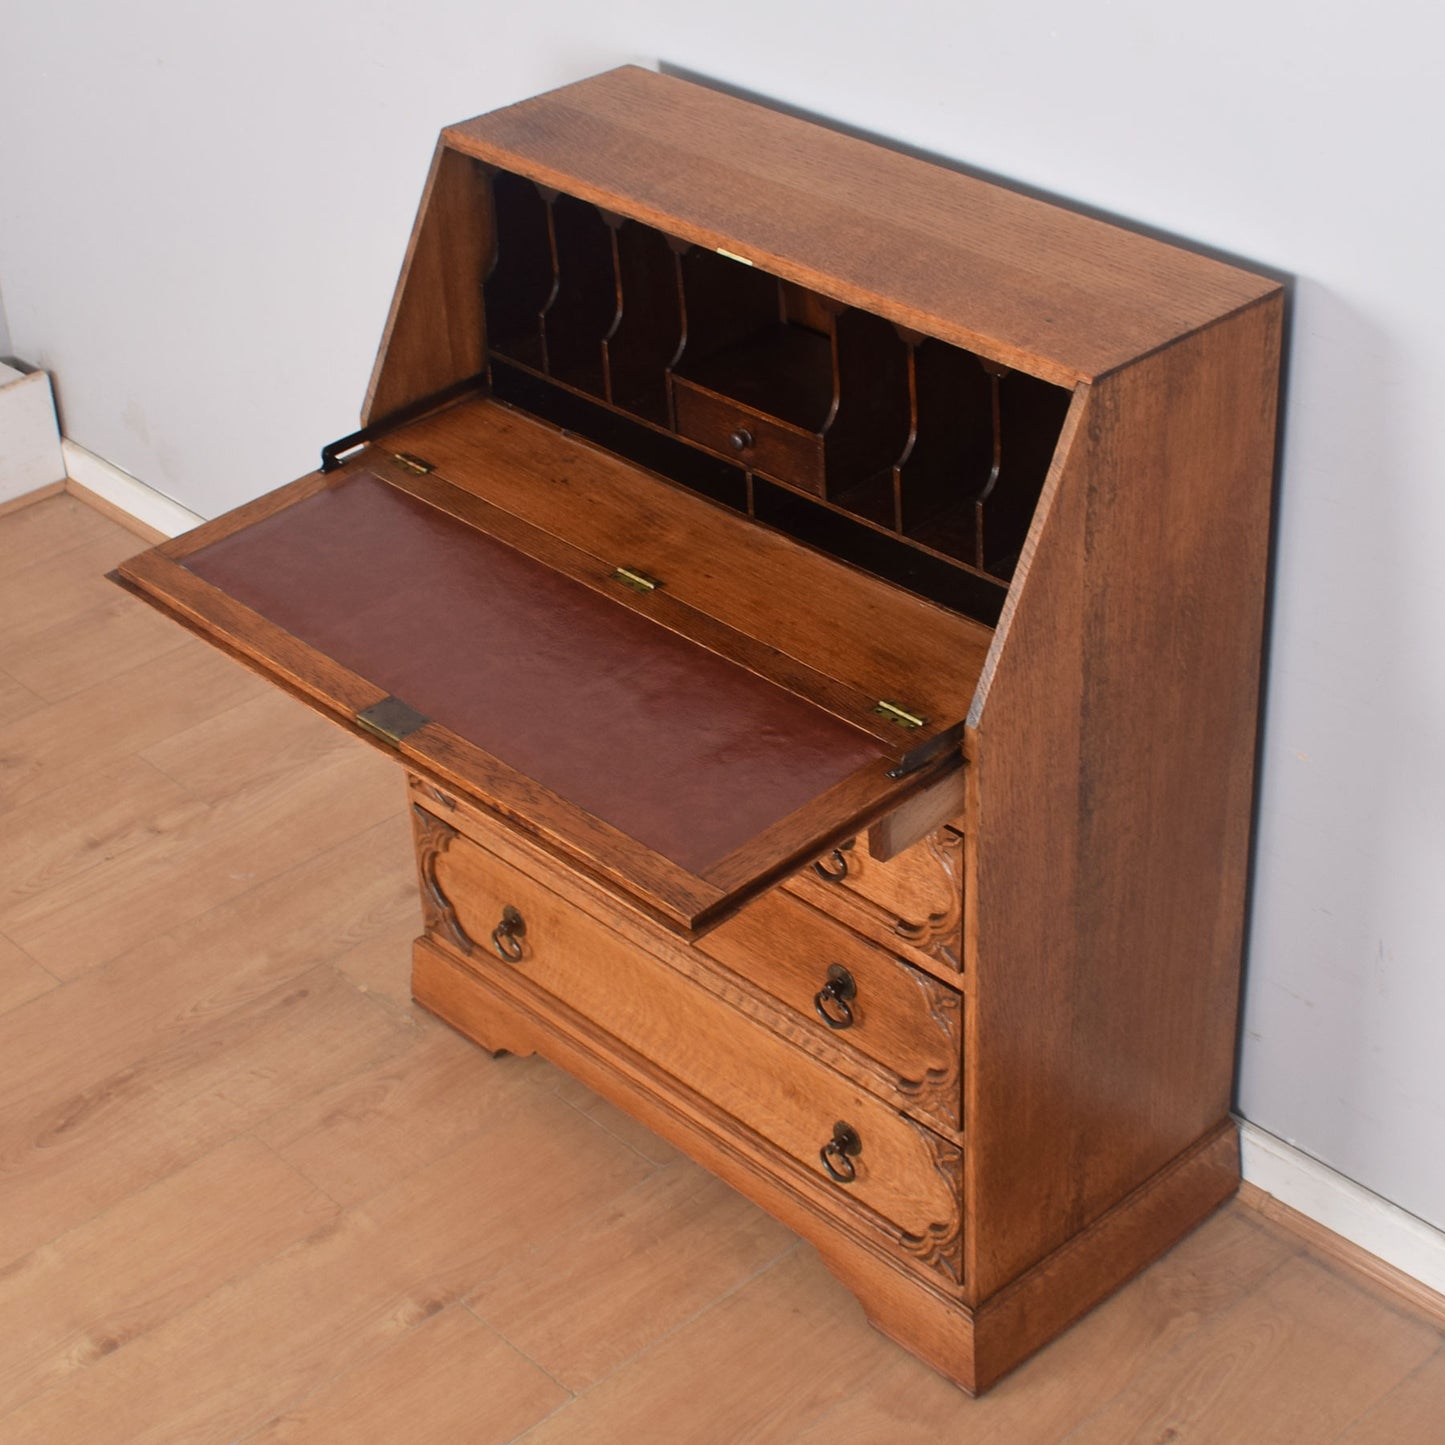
183, 472, 885, 873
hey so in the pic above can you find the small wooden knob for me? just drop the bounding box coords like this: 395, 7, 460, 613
728, 427, 753, 451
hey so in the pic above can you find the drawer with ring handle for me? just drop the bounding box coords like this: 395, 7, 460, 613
415, 815, 963, 1284
814, 964, 857, 1029
788, 826, 964, 976
491, 905, 526, 961
698, 887, 962, 1133
820, 1121, 863, 1183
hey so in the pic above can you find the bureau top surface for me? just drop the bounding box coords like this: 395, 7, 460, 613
444, 66, 1279, 385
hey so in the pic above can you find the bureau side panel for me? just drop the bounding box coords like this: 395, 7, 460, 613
364, 143, 490, 423
967, 295, 1283, 1300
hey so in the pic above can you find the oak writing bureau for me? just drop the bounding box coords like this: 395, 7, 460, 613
114, 66, 1283, 1393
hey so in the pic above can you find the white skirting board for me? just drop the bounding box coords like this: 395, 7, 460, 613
1240, 1121, 1445, 1296
61, 438, 203, 538
0, 364, 66, 503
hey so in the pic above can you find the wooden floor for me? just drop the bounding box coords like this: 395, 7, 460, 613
0, 490, 1442, 1443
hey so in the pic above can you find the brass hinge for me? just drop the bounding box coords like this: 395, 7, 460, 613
356, 696, 430, 747
392, 452, 435, 476
611, 565, 662, 594
873, 700, 928, 730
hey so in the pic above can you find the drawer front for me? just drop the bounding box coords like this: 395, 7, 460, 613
673, 380, 825, 495
789, 828, 964, 973
700, 889, 962, 1132
415, 806, 963, 1285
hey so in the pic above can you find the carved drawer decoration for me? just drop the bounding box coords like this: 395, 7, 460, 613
789, 827, 964, 972
412, 803, 965, 1288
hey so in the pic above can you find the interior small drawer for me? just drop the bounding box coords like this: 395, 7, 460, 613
789, 827, 964, 970
416, 810, 964, 1288
699, 889, 962, 1133
672, 379, 825, 495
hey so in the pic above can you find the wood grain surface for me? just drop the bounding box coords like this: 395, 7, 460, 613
422, 819, 963, 1273
966, 295, 1284, 1300
1, 491, 1441, 1439
443, 67, 1278, 384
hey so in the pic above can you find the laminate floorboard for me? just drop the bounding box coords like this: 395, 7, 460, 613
0, 490, 1440, 1443
0, 930, 55, 1013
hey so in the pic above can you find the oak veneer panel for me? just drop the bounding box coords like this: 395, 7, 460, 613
412, 776, 960, 1126
786, 826, 966, 981
966, 296, 1283, 1299
444, 67, 1276, 385
400, 722, 732, 932
426, 828, 961, 1266
382, 397, 992, 736
371, 452, 897, 745
98, 70, 1289, 1395
415, 936, 971, 1304
969, 1125, 1239, 1389
867, 762, 968, 860
364, 142, 490, 422
700, 888, 963, 1133
826, 825, 964, 932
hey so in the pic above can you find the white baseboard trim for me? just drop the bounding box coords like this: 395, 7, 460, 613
1239, 1121, 1445, 1297
61, 439, 203, 539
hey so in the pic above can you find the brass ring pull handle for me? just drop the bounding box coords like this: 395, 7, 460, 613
491, 905, 526, 962
812, 841, 853, 883
820, 1121, 862, 1183
813, 964, 858, 1030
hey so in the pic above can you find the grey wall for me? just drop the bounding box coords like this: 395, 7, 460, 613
2, 4, 1442, 1229
0, 274, 12, 361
